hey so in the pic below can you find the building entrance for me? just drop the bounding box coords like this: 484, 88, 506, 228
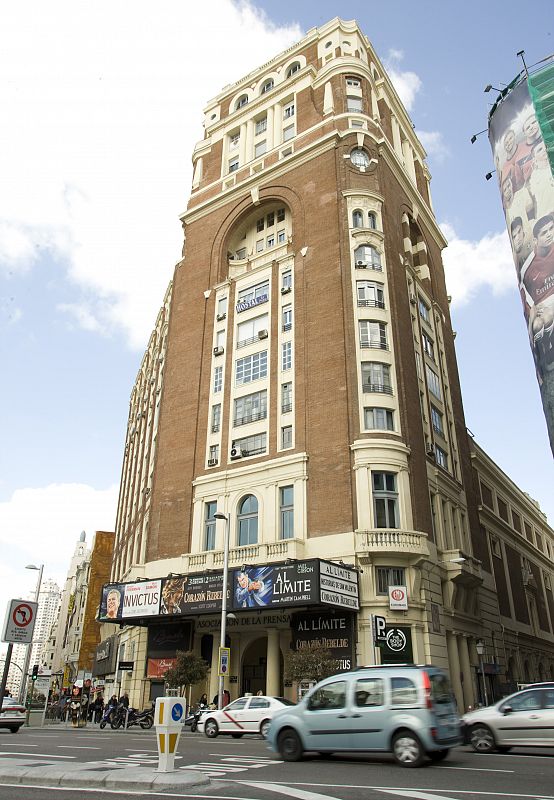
241, 637, 284, 696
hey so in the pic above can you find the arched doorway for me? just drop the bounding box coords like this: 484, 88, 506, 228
241, 637, 284, 696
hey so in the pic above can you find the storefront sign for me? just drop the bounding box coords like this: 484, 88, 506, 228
319, 560, 359, 610
379, 626, 413, 665
92, 635, 118, 677
163, 573, 227, 615
232, 562, 316, 609
98, 580, 161, 621
147, 657, 176, 679
292, 610, 355, 671
388, 585, 408, 611
236, 294, 268, 313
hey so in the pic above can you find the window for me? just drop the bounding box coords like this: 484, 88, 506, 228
364, 407, 394, 430
512, 511, 522, 534
233, 432, 266, 458
235, 247, 246, 260
261, 79, 274, 95
236, 351, 268, 385
250, 697, 270, 708
266, 234, 275, 248
359, 320, 387, 349
229, 133, 240, 150
355, 245, 382, 270
418, 297, 430, 323
281, 425, 293, 449
256, 239, 264, 253
480, 481, 494, 509
346, 76, 361, 88
391, 677, 417, 705
238, 280, 269, 305
209, 444, 219, 464
216, 329, 225, 348
498, 497, 509, 522
362, 362, 392, 394
425, 365, 442, 399
237, 495, 258, 546
282, 270, 292, 290
214, 365, 223, 393
352, 209, 363, 228
227, 698, 248, 711
255, 141, 267, 158
217, 296, 227, 318
266, 212, 275, 227
255, 117, 267, 135
430, 406, 444, 436
351, 119, 364, 128
282, 382, 292, 413
307, 681, 346, 711
357, 280, 384, 308
282, 305, 292, 331
212, 404, 221, 433
368, 212, 377, 229
283, 124, 295, 141
284, 102, 295, 119
347, 96, 363, 112
228, 157, 239, 173
286, 62, 300, 78
354, 677, 384, 706
421, 331, 435, 360
234, 390, 267, 426
205, 502, 216, 550
282, 341, 292, 371
237, 313, 268, 347
350, 148, 370, 168
372, 472, 399, 528
501, 690, 542, 712
277, 229, 286, 244
280, 485, 294, 539
235, 94, 248, 110
435, 445, 448, 469
277, 208, 285, 222
377, 566, 405, 595
256, 217, 264, 232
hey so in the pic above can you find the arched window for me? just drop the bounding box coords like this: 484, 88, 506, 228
235, 94, 248, 111
368, 212, 377, 229
286, 62, 300, 78
261, 79, 274, 95
352, 209, 363, 228
355, 245, 381, 270
237, 495, 258, 546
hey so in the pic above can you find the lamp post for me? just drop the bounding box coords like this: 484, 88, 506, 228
214, 511, 230, 711
476, 640, 488, 707
20, 564, 44, 705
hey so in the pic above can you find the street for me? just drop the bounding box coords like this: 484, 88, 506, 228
0, 726, 553, 799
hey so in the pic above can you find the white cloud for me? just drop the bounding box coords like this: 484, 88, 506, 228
417, 130, 450, 163
441, 223, 516, 307
57, 303, 104, 334
0, 1, 302, 349
384, 48, 422, 112
0, 483, 118, 630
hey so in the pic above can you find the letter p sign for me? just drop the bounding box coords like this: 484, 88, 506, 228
373, 614, 387, 644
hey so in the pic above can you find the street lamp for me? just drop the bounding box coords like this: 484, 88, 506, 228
214, 512, 230, 711
476, 640, 488, 707
19, 564, 44, 705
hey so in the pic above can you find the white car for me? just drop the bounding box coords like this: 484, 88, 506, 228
199, 695, 295, 739
0, 697, 26, 733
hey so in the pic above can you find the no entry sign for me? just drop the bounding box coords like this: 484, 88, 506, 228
2, 599, 38, 643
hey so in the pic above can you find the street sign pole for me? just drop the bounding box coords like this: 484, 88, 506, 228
372, 614, 387, 665
0, 643, 14, 705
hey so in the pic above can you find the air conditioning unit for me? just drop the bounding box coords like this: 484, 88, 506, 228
258, 329, 268, 339
216, 313, 227, 321
213, 346, 224, 356
281, 286, 292, 295
207, 459, 218, 467
426, 444, 435, 456
230, 446, 243, 460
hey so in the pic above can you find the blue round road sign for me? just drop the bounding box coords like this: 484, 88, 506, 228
171, 702, 183, 721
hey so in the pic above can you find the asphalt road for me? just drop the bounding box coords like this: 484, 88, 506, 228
0, 724, 553, 800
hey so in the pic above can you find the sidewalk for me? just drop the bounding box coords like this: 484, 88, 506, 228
0, 756, 210, 792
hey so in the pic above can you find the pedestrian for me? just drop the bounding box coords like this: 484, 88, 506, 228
223, 689, 230, 707
198, 692, 208, 707
120, 692, 129, 708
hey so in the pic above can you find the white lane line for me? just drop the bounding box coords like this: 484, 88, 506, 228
441, 765, 513, 773
209, 753, 273, 759
0, 742, 37, 746
377, 791, 459, 800
57, 745, 101, 749
0, 751, 76, 758
240, 782, 342, 800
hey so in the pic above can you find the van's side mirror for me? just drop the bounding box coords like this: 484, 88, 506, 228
502, 705, 513, 715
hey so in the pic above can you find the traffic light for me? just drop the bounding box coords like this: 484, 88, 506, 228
31, 664, 39, 681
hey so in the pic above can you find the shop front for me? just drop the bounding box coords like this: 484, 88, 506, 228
98, 559, 359, 702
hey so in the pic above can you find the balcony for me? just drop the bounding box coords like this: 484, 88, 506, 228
356, 529, 429, 563
360, 341, 388, 351
234, 410, 267, 427
180, 538, 305, 573
357, 299, 385, 309
362, 383, 393, 395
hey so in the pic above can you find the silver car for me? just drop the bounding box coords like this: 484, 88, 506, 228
0, 697, 26, 733
463, 683, 554, 753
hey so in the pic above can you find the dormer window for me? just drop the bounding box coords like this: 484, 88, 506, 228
261, 79, 274, 95
286, 62, 300, 78
235, 94, 248, 111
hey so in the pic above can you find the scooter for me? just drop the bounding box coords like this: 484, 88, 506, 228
99, 700, 117, 729
185, 703, 211, 733
111, 702, 154, 729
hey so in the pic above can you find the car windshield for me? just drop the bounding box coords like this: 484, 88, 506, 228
429, 673, 453, 704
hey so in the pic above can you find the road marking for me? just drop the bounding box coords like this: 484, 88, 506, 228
441, 765, 513, 773
240, 782, 342, 800
0, 751, 75, 758
57, 745, 101, 749
0, 788, 264, 799
0, 742, 37, 746
377, 791, 460, 800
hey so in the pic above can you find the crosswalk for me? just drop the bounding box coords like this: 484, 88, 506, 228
179, 753, 282, 777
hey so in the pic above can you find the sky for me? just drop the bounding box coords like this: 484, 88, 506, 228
1, 1, 554, 644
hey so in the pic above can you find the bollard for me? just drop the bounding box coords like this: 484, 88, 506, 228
154, 696, 184, 772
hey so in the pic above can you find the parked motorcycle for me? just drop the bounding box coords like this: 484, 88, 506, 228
99, 700, 118, 729
110, 702, 153, 730
185, 703, 212, 733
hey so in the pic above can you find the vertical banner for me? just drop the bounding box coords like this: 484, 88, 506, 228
489, 64, 554, 455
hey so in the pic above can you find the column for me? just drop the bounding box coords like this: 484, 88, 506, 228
208, 635, 219, 705
266, 629, 280, 697
458, 635, 474, 712
446, 632, 464, 713
266, 106, 274, 152
229, 634, 240, 702
239, 122, 247, 166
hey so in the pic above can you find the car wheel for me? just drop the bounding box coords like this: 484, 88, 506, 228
496, 746, 512, 753
277, 729, 303, 762
99, 721, 106, 729
140, 716, 153, 729
260, 719, 271, 739
204, 718, 219, 738
429, 749, 449, 762
392, 731, 424, 767
231, 733, 244, 739
9, 726, 21, 734
470, 724, 496, 754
